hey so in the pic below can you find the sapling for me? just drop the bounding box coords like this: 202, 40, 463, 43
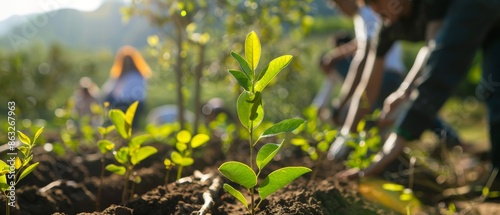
218, 31, 311, 215
95, 125, 115, 211
170, 129, 210, 180
0, 127, 43, 214
104, 101, 157, 202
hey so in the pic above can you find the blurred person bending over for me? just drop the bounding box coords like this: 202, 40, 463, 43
336, 0, 500, 196
325, 0, 464, 160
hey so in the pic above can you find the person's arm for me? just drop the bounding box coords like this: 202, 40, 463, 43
342, 48, 386, 133
334, 38, 369, 112
330, 0, 359, 17
320, 39, 358, 74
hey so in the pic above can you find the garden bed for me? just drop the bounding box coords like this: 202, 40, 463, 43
2, 139, 499, 215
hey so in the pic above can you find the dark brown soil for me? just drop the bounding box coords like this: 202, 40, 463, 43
1, 139, 499, 215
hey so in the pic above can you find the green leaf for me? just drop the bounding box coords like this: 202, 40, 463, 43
382, 183, 405, 191
125, 101, 139, 125
218, 161, 257, 189
171, 151, 194, 167
324, 130, 338, 142
33, 127, 44, 144
191, 134, 209, 148
131, 146, 157, 165
237, 91, 264, 130
129, 134, 151, 149
18, 162, 39, 182
97, 140, 115, 154
290, 138, 308, 146
317, 141, 329, 152
254, 55, 293, 92
18, 131, 31, 146
176, 130, 192, 143
0, 160, 9, 174
258, 167, 311, 200
260, 118, 305, 138
245, 31, 261, 71
223, 183, 248, 209
256, 142, 283, 170
109, 109, 130, 139
228, 69, 251, 91
175, 142, 188, 153
106, 164, 126, 175
18, 146, 29, 157
114, 147, 129, 164
230, 52, 253, 81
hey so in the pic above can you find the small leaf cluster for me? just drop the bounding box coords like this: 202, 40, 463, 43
218, 31, 311, 214
0, 127, 43, 196
345, 118, 382, 169
167, 129, 209, 179
102, 101, 157, 201
291, 106, 338, 161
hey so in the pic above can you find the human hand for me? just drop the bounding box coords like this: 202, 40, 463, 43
378, 89, 411, 128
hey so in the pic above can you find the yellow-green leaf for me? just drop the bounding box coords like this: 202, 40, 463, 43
18, 131, 31, 146
106, 164, 126, 175
245, 31, 261, 71
254, 55, 293, 92
223, 183, 248, 209
109, 109, 130, 139
18, 162, 39, 182
33, 127, 44, 144
258, 167, 311, 200
176, 130, 192, 143
125, 101, 139, 126
131, 146, 157, 165
191, 134, 209, 148
15, 157, 22, 170
219, 161, 257, 189
97, 140, 115, 154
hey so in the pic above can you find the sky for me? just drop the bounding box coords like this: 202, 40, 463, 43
0, 0, 104, 21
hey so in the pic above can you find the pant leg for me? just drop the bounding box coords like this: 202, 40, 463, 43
397, 0, 500, 140
480, 27, 500, 168
430, 118, 462, 147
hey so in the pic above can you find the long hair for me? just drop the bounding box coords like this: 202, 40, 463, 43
109, 45, 152, 79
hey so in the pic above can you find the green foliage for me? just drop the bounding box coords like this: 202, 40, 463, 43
0, 127, 43, 213
291, 106, 338, 181
103, 101, 157, 202
345, 117, 382, 169
218, 32, 311, 214
169, 129, 210, 179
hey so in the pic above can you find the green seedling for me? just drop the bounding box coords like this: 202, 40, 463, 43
170, 130, 210, 180
218, 31, 311, 215
291, 106, 338, 182
345, 118, 382, 169
95, 125, 115, 211
0, 127, 43, 214
163, 158, 175, 185
104, 101, 157, 202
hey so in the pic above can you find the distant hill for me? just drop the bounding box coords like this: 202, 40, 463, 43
0, 0, 159, 52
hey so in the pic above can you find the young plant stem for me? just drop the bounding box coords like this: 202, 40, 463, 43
165, 169, 171, 186
130, 181, 136, 200
96, 156, 105, 211
249, 128, 255, 215
309, 153, 326, 185
6, 196, 9, 215
177, 166, 184, 180
122, 166, 131, 202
